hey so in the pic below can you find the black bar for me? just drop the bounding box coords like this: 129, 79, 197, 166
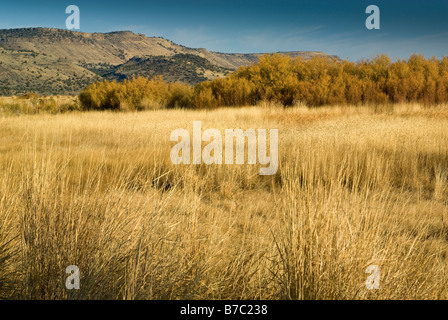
0, 300, 443, 318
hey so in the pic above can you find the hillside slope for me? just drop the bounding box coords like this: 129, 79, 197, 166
0, 28, 339, 95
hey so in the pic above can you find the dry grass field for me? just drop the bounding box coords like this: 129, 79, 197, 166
0, 101, 448, 299
0, 95, 79, 115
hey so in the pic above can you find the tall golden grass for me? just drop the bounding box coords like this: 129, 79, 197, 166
0, 95, 80, 115
0, 103, 447, 299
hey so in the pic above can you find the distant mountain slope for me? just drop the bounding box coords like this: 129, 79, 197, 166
0, 28, 339, 95
101, 54, 232, 84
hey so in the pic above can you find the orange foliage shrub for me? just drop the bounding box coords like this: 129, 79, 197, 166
79, 76, 193, 111
193, 53, 448, 108
79, 54, 448, 110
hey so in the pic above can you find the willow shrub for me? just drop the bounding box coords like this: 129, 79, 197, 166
193, 53, 448, 108
79, 54, 448, 110
79, 76, 193, 111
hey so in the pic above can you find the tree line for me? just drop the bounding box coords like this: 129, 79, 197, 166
79, 53, 448, 110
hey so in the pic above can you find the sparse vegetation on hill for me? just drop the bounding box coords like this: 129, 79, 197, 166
102, 53, 232, 85
0, 28, 338, 95
0, 46, 100, 96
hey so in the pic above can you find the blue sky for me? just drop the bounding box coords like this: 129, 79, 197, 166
0, 0, 447, 61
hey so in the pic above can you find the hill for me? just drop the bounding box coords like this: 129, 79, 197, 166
98, 54, 233, 84
0, 28, 339, 95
